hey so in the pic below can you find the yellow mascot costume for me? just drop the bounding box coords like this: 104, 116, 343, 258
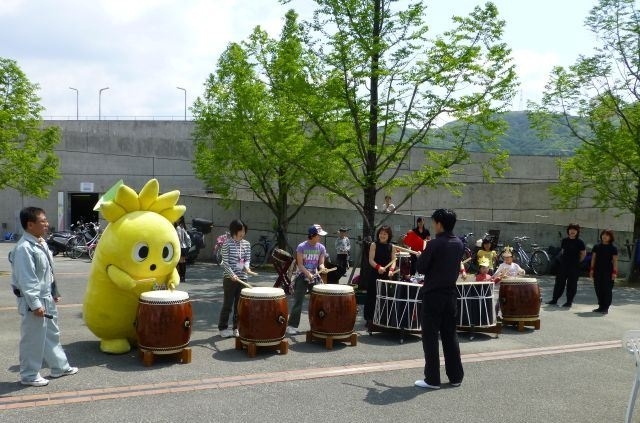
83, 179, 185, 354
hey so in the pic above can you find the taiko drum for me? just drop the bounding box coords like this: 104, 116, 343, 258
499, 277, 541, 320
136, 290, 192, 354
238, 287, 288, 346
308, 284, 356, 337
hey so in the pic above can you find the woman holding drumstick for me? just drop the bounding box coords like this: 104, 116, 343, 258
364, 225, 396, 331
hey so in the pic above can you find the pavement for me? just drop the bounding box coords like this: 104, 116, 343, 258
0, 241, 639, 422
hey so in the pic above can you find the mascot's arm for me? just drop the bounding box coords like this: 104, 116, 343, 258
106, 265, 139, 291
168, 268, 181, 290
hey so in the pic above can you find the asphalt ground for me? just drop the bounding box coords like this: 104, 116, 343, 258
0, 241, 639, 422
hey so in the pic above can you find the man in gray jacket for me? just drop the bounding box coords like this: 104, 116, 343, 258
10, 207, 78, 386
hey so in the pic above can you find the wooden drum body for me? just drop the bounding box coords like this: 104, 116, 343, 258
238, 287, 288, 346
309, 284, 356, 338
136, 290, 192, 354
396, 252, 412, 281
499, 278, 541, 321
272, 248, 294, 268
456, 281, 496, 328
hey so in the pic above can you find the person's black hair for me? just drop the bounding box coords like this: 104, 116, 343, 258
431, 208, 457, 232
376, 225, 393, 242
566, 223, 580, 237
229, 219, 248, 237
600, 228, 615, 243
20, 207, 45, 230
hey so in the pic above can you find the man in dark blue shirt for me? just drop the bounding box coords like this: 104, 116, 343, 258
415, 209, 464, 389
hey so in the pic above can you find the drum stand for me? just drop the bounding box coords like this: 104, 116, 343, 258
500, 317, 540, 332
235, 338, 289, 358
305, 331, 358, 350
138, 347, 192, 367
272, 259, 294, 295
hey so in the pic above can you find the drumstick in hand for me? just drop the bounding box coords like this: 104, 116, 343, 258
236, 279, 253, 289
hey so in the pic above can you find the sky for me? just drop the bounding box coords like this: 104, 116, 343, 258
1, 0, 602, 120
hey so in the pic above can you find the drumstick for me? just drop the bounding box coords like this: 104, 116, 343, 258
392, 244, 420, 255
236, 279, 253, 289
461, 257, 472, 265
318, 267, 337, 274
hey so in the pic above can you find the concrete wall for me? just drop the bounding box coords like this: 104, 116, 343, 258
0, 120, 634, 270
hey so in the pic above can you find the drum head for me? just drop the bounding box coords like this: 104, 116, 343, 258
140, 290, 189, 302
501, 277, 537, 283
241, 287, 285, 297
313, 284, 354, 294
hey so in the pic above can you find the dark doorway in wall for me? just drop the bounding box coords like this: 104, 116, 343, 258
69, 193, 99, 225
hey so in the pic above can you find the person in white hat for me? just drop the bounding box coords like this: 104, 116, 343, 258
286, 224, 327, 335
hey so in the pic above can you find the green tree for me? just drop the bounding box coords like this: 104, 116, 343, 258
0, 58, 60, 197
275, 0, 518, 240
192, 12, 319, 245
528, 0, 640, 278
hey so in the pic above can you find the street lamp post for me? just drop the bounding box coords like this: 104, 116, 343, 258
69, 87, 78, 120
98, 87, 109, 120
176, 87, 186, 121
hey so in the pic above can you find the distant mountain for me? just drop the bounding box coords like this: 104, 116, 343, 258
438, 111, 582, 156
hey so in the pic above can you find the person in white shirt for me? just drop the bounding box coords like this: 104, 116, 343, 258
381, 195, 395, 213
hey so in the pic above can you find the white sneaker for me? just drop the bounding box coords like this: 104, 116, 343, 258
286, 326, 299, 335
220, 329, 233, 338
50, 367, 78, 378
233, 329, 239, 337
415, 380, 440, 389
21, 375, 49, 387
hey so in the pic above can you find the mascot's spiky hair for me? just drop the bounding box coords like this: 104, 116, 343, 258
100, 179, 185, 223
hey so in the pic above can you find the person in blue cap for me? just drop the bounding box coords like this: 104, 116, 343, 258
286, 224, 327, 335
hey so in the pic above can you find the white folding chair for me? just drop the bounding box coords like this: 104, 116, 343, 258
623, 330, 640, 423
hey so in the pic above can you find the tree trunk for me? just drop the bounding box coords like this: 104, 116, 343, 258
628, 183, 640, 283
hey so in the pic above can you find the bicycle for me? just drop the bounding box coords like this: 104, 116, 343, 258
250, 229, 294, 268
69, 222, 101, 260
504, 236, 550, 276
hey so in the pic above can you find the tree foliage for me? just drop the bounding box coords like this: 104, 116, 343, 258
277, 0, 518, 238
0, 58, 60, 197
528, 0, 640, 241
192, 11, 320, 240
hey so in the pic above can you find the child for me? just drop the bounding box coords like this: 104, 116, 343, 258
493, 246, 525, 281
476, 237, 497, 273
475, 257, 493, 282
335, 228, 351, 281
475, 257, 497, 318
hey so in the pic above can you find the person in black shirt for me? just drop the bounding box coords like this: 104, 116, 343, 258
364, 225, 396, 331
547, 223, 586, 308
589, 229, 618, 314
414, 209, 464, 390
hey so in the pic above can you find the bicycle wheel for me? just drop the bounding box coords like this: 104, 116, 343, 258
530, 250, 550, 276
251, 244, 267, 267
215, 247, 223, 265
67, 237, 83, 259
88, 243, 97, 260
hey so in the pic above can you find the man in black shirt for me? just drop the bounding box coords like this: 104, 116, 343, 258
415, 209, 464, 389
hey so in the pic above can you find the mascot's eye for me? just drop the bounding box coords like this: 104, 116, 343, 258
132, 243, 149, 262
162, 243, 174, 262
